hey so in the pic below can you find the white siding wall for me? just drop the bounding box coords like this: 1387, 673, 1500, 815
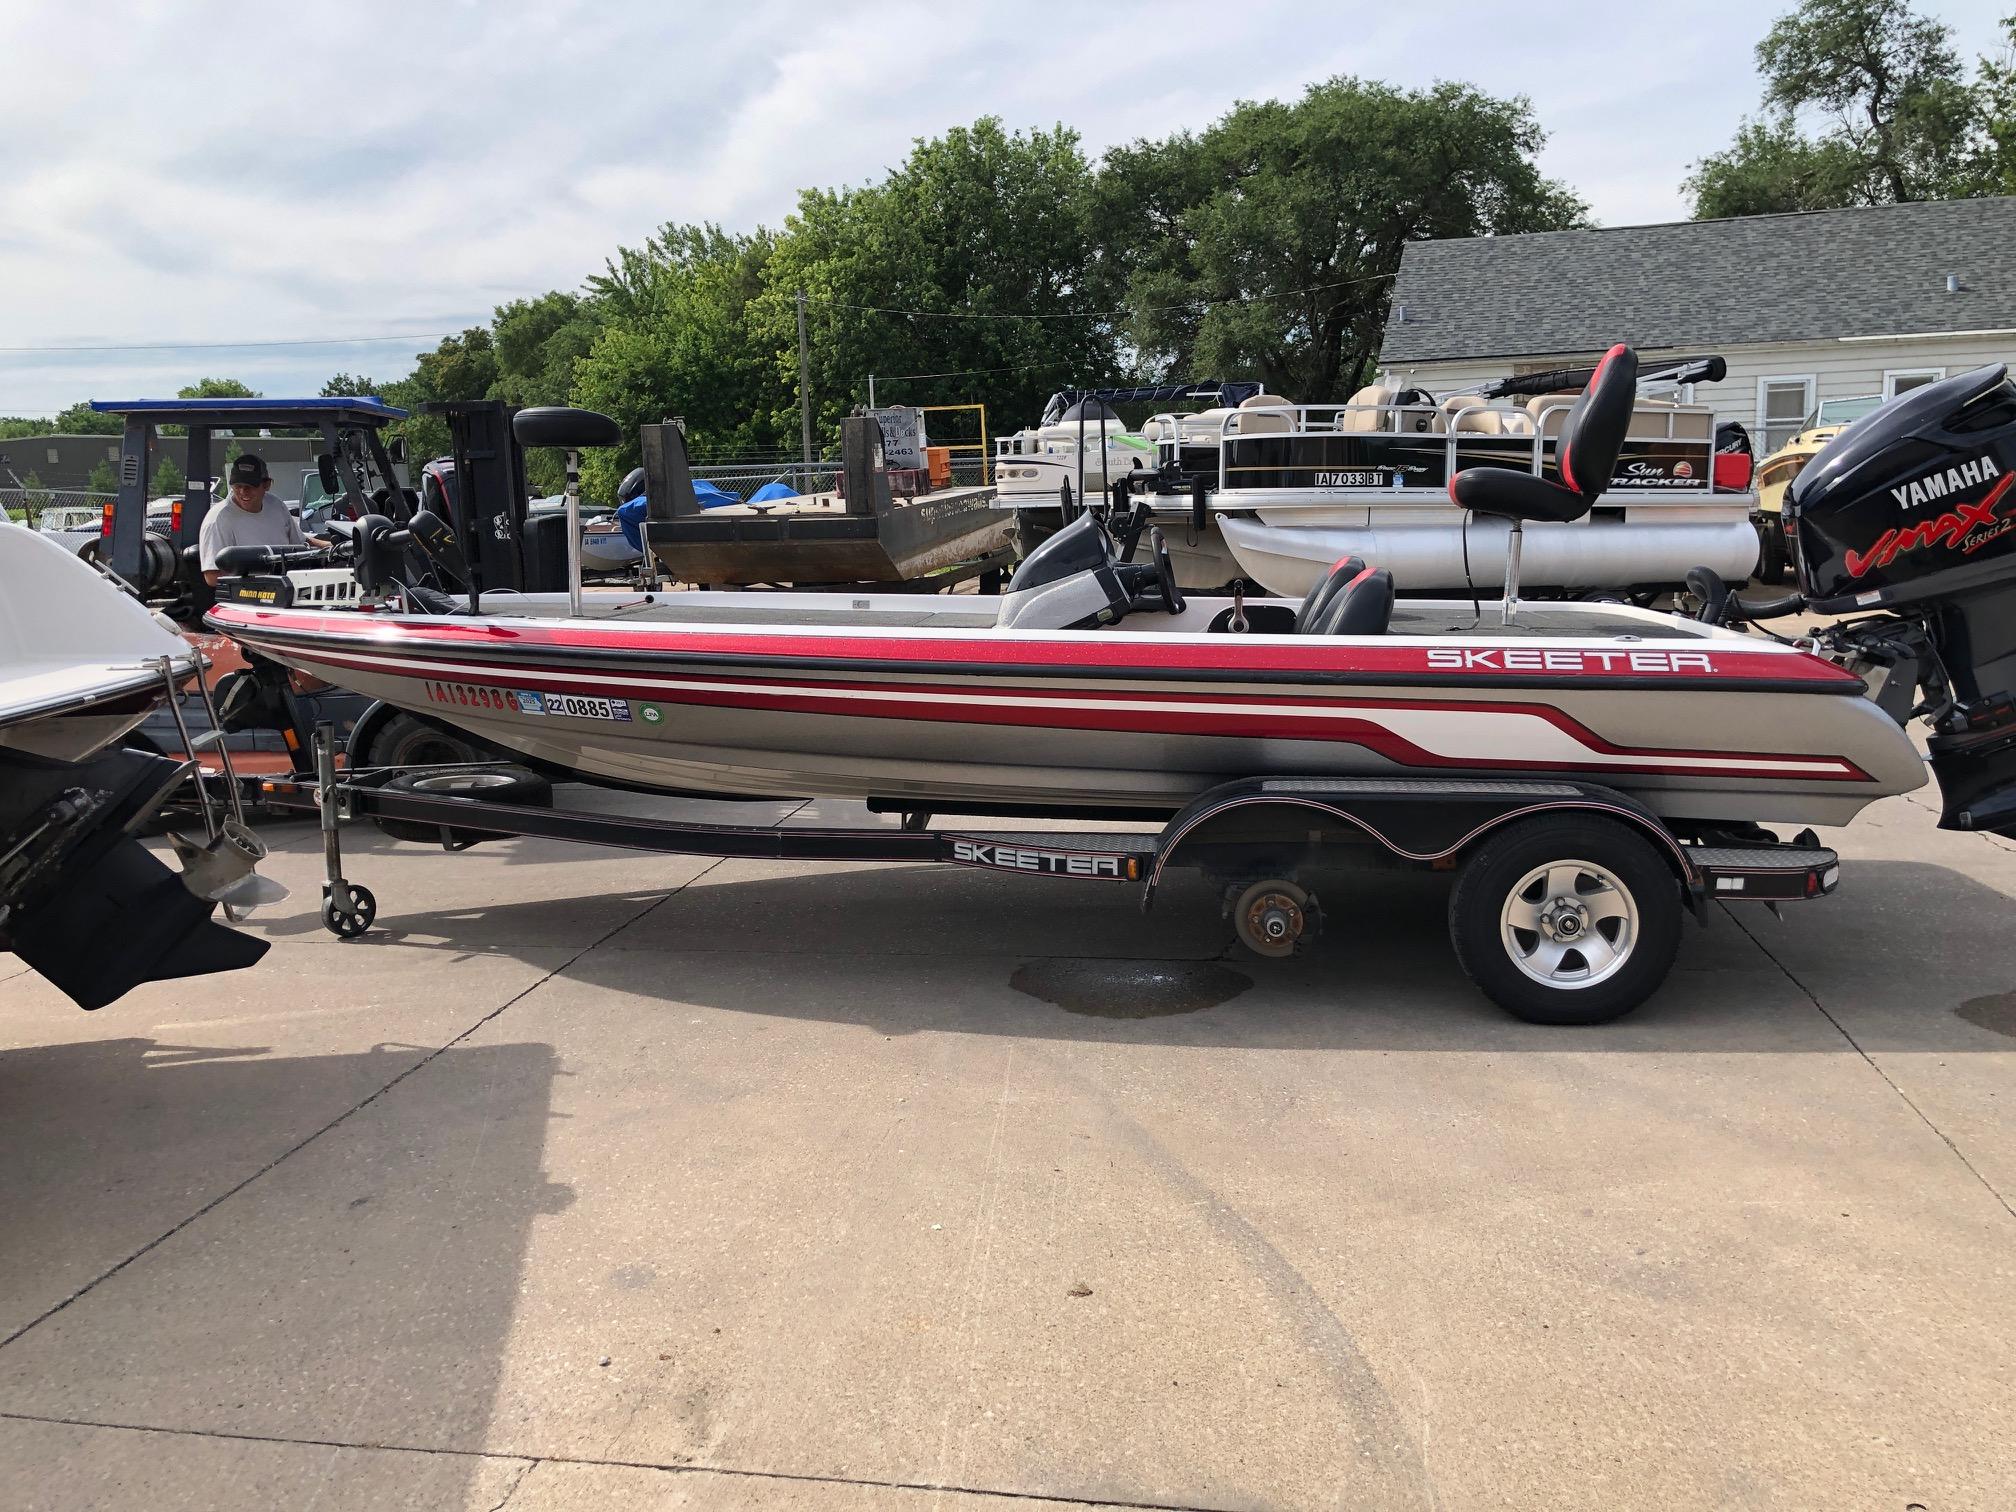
1377, 334, 2016, 440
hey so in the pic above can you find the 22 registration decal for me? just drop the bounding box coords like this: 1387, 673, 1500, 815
421, 680, 632, 721
515, 690, 633, 721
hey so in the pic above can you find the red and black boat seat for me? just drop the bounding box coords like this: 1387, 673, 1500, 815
1449, 342, 1639, 522
1294, 556, 1366, 631
1306, 564, 1395, 636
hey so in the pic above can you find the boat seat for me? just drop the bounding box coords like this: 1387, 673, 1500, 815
1307, 565, 1395, 636
1232, 394, 1295, 435
1451, 343, 1638, 524
1340, 385, 1395, 432
1294, 555, 1366, 632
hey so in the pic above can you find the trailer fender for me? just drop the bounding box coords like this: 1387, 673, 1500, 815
1143, 778, 1700, 911
343, 700, 402, 769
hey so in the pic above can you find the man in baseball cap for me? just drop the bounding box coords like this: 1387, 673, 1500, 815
199, 452, 324, 585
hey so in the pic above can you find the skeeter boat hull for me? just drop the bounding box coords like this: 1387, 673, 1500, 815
207, 593, 1927, 827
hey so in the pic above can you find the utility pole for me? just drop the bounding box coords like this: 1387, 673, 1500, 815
867, 374, 876, 409
796, 289, 814, 465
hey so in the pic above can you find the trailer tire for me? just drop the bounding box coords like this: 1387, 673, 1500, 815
375, 761, 550, 844
1755, 517, 1788, 584
1449, 816, 1680, 1026
360, 712, 500, 773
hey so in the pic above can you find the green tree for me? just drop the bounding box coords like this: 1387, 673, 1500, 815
1094, 79, 1586, 398
574, 224, 784, 498
19, 469, 50, 522
150, 455, 185, 497
491, 291, 603, 408
320, 373, 382, 397
86, 459, 118, 495
750, 120, 1120, 447
177, 377, 261, 399
1976, 13, 2016, 194
0, 417, 55, 439
51, 401, 122, 435
1688, 0, 1985, 215
378, 327, 501, 473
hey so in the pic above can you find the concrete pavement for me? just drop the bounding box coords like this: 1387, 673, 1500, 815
2, 789, 2012, 1510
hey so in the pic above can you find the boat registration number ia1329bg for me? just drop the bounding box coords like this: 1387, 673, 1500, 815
950, 840, 1137, 880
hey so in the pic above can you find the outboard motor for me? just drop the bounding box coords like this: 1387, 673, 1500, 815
1785, 364, 2016, 835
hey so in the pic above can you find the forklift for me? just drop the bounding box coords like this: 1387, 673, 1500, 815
90, 395, 569, 787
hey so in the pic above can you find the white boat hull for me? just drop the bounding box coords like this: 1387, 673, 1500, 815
210, 590, 1927, 830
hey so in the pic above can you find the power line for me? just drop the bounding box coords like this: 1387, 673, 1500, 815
811, 272, 1394, 322
0, 273, 1395, 355
0, 329, 476, 354
866, 358, 1077, 384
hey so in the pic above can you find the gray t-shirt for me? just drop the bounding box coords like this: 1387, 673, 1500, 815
199, 496, 306, 571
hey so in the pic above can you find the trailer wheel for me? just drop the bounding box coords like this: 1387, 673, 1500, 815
1230, 878, 1317, 959
322, 885, 376, 939
376, 764, 551, 846
1448, 817, 1679, 1025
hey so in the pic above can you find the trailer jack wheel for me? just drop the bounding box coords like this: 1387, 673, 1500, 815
1230, 879, 1317, 959
321, 883, 377, 939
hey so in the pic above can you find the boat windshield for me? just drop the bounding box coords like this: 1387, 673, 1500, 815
1813, 395, 1881, 427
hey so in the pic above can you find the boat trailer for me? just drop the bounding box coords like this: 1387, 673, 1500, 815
268, 727, 1843, 1025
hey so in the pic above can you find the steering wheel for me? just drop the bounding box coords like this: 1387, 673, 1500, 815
1149, 527, 1185, 614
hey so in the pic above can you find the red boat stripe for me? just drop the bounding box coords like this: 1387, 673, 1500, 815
271, 639, 1872, 782
206, 602, 1862, 686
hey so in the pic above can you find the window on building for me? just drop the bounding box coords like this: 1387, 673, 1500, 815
1758, 376, 1816, 453
1885, 368, 1945, 399
46, 447, 59, 465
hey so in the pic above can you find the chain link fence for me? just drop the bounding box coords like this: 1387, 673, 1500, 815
686, 457, 992, 499
1, 487, 112, 527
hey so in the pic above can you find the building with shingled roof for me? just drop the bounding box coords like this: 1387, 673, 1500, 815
1375, 197, 2016, 453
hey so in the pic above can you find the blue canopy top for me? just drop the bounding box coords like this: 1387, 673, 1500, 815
90, 396, 409, 424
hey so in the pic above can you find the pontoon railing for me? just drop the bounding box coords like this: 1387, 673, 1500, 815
1139, 399, 1730, 497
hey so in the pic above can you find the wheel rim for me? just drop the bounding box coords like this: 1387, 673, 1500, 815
409, 771, 516, 794
1498, 859, 1639, 990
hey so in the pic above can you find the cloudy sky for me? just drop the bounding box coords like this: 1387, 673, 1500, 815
0, 0, 2004, 417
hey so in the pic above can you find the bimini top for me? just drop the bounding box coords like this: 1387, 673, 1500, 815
90, 397, 409, 425
1040, 381, 1262, 426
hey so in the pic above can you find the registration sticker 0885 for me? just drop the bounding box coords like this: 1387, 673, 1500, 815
515, 691, 632, 721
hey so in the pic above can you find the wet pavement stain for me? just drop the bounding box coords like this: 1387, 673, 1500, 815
1956, 990, 2016, 1037
1011, 959, 1253, 1018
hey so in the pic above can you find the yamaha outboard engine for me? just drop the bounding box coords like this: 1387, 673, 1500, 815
1786, 364, 2016, 834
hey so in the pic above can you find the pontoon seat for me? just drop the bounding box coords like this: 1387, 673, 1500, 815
1626, 398, 1714, 441
1442, 395, 1515, 435
1231, 394, 1295, 435
1524, 393, 1582, 436
1340, 385, 1396, 432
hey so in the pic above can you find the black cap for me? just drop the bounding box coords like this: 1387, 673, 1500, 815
228, 453, 271, 486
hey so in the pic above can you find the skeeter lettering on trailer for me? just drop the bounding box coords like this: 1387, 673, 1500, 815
1424, 648, 1716, 674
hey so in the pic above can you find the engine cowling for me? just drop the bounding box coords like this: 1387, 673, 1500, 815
1788, 366, 2016, 836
